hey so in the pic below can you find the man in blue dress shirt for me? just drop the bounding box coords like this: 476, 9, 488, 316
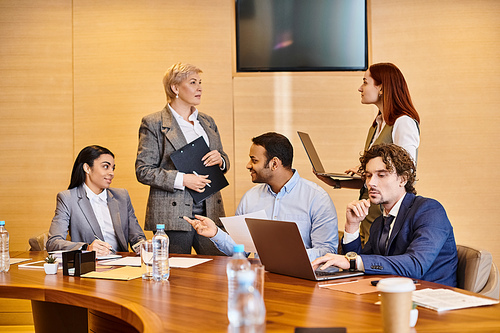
184, 132, 338, 261
312, 143, 457, 287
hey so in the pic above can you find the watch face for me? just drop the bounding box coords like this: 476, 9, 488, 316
345, 251, 357, 259
345, 251, 357, 271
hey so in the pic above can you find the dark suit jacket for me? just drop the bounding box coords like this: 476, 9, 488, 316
135, 107, 229, 231
343, 193, 458, 287
46, 185, 146, 252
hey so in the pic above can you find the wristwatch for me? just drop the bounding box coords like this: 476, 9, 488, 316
345, 251, 358, 271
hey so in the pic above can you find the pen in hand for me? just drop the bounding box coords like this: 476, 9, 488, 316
93, 235, 116, 254
193, 170, 211, 187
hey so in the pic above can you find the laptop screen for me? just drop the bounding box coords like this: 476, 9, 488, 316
245, 218, 363, 281
297, 131, 326, 173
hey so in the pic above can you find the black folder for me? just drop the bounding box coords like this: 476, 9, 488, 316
170, 136, 229, 204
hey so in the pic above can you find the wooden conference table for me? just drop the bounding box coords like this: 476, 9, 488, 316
1, 251, 500, 332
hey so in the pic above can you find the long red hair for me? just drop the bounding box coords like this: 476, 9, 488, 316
369, 63, 420, 126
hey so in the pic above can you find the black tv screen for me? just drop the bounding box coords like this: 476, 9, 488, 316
236, 0, 368, 72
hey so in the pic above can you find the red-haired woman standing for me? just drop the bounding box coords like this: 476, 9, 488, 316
317, 63, 420, 245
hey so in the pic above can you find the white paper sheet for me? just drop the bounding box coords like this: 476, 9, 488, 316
98, 256, 212, 268
98, 257, 141, 266
169, 257, 212, 268
412, 288, 499, 312
18, 260, 62, 270
10, 258, 32, 265
96, 254, 122, 260
49, 250, 121, 260
220, 210, 267, 254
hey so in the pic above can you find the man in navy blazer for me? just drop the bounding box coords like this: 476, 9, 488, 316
312, 143, 457, 287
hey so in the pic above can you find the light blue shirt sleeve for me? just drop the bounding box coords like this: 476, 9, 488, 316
305, 189, 338, 261
208, 192, 263, 257
210, 227, 237, 256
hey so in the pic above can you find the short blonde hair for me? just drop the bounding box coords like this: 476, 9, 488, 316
162, 62, 203, 102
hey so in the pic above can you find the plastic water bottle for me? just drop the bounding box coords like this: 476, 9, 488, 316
227, 270, 266, 329
0, 221, 10, 273
227, 244, 251, 309
152, 224, 169, 281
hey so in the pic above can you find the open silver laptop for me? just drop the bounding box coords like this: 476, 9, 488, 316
297, 131, 361, 180
245, 218, 363, 281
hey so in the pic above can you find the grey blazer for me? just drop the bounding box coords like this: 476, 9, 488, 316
135, 107, 229, 232
46, 185, 146, 252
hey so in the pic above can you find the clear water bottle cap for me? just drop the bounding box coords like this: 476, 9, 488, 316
156, 224, 165, 230
233, 244, 244, 253
0, 221, 4, 226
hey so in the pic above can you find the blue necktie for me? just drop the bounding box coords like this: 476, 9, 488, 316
378, 215, 395, 254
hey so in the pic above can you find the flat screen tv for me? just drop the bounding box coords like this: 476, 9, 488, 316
236, 0, 368, 72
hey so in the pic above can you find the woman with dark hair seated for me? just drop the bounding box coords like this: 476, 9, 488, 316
46, 145, 146, 256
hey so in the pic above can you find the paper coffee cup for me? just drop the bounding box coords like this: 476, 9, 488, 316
377, 278, 416, 333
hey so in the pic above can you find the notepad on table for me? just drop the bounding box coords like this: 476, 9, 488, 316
81, 266, 143, 281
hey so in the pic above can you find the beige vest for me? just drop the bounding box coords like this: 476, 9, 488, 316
364, 120, 419, 163
357, 119, 419, 246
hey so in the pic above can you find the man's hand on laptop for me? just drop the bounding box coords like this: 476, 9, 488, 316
313, 169, 337, 187
312, 253, 349, 271
183, 215, 218, 238
345, 166, 360, 177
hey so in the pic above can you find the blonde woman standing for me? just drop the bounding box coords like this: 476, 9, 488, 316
136, 63, 229, 255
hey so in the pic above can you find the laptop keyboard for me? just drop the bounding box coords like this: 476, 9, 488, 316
315, 267, 341, 276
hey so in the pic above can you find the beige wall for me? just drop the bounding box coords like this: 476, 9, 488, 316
71, 0, 235, 240
0, 1, 74, 250
1, 1, 499, 267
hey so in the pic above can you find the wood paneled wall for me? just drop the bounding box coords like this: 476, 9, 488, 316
1, 0, 499, 267
71, 0, 235, 239
233, 0, 500, 264
369, 0, 500, 255
0, 1, 73, 250
0, 0, 235, 247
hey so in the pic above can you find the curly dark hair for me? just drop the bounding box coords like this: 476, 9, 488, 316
358, 143, 417, 194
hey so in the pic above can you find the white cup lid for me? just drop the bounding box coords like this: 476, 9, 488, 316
376, 277, 416, 293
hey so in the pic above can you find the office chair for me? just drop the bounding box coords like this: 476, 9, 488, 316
456, 244, 500, 299
28, 231, 49, 251
337, 230, 344, 255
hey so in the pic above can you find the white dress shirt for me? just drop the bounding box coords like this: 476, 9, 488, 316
169, 104, 226, 191
169, 104, 210, 190
343, 193, 407, 271
84, 183, 119, 251
370, 114, 420, 162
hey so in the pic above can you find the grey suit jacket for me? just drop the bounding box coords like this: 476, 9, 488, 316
46, 185, 146, 252
135, 107, 229, 232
